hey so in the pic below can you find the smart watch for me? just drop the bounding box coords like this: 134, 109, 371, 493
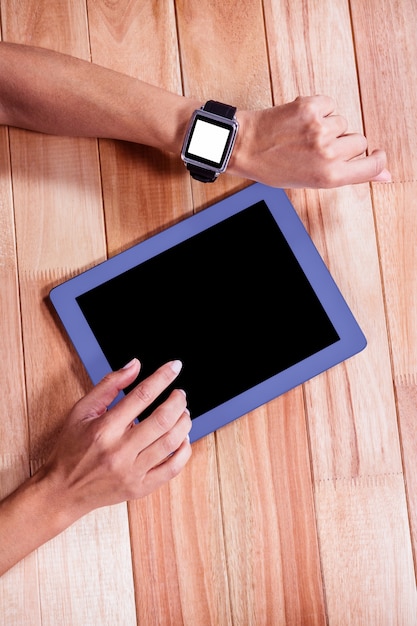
181, 100, 239, 183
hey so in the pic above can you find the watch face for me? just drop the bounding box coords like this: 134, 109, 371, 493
182, 110, 238, 171
188, 118, 231, 164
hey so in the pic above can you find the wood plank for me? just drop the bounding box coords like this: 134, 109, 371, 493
351, 0, 417, 182
129, 441, 232, 626
9, 132, 105, 461
396, 377, 417, 567
372, 182, 417, 569
87, 2, 232, 623
176, 1, 327, 622
2, 0, 416, 622
86, 0, 192, 254
0, 546, 40, 626
217, 392, 326, 625
352, 0, 417, 584
315, 474, 417, 624
0, 0, 89, 57
175, 0, 269, 210
34, 505, 136, 626
177, 0, 271, 110
0, 104, 41, 626
264, 0, 362, 122
262, 0, 400, 478
293, 186, 401, 480
371, 184, 417, 377
1, 1, 136, 623
0, 124, 28, 474
263, 0, 413, 616
9, 135, 137, 626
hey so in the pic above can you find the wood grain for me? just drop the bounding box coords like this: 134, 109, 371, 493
0, 125, 28, 473
176, 0, 267, 211
87, 3, 230, 623
176, 1, 326, 623
395, 376, 417, 567
1, 0, 417, 623
264, 0, 362, 121
0, 0, 89, 57
351, 0, 417, 594
351, 0, 417, 183
217, 393, 326, 625
0, 99, 40, 626
9, 132, 105, 461
372, 182, 417, 575
264, 0, 413, 617
129, 440, 232, 625
87, 0, 192, 256
294, 186, 401, 480
1, 1, 137, 624
315, 474, 417, 624
371, 183, 417, 377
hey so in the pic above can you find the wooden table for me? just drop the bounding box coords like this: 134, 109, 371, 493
1, 1, 417, 624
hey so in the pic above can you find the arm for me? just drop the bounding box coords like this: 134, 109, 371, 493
0, 42, 390, 188
0, 358, 192, 576
0, 42, 199, 155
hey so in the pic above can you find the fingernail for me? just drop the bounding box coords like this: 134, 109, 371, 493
122, 358, 138, 370
170, 359, 182, 374
373, 168, 392, 183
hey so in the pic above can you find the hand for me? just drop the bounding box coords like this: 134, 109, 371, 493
39, 358, 192, 520
0, 358, 192, 576
231, 95, 391, 188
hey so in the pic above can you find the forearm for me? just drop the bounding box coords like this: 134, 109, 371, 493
0, 42, 200, 154
0, 42, 389, 190
0, 469, 79, 576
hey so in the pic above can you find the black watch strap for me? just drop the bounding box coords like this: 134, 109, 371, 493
187, 101, 237, 183
187, 163, 219, 183
204, 100, 237, 119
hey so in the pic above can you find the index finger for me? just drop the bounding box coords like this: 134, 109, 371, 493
110, 359, 183, 429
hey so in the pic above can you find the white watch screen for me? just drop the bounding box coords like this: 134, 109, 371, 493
187, 118, 232, 166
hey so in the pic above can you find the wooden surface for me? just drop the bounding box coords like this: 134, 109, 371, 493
1, 1, 417, 624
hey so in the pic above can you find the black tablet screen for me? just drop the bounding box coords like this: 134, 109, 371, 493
76, 201, 339, 418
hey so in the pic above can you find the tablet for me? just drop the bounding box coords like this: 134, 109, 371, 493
50, 183, 366, 442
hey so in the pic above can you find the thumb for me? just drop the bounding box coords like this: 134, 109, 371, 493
367, 149, 392, 182
75, 358, 141, 421
370, 167, 392, 182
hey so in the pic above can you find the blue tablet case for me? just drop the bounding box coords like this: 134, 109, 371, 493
50, 183, 366, 442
